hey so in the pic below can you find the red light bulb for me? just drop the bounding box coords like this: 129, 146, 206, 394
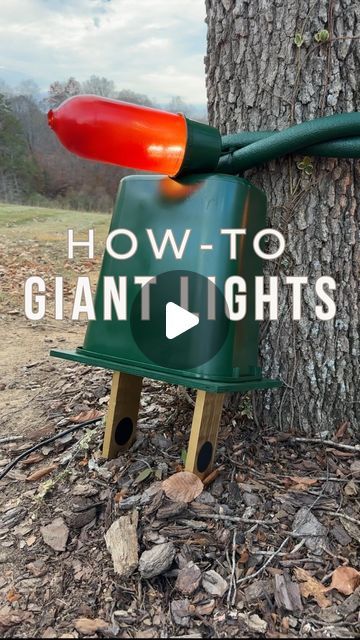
48, 95, 221, 177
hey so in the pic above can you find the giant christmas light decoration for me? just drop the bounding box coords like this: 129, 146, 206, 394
48, 95, 221, 176
48, 94, 360, 479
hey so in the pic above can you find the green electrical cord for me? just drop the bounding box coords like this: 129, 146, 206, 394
218, 112, 360, 173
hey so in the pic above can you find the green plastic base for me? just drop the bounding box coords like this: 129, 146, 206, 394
50, 348, 282, 393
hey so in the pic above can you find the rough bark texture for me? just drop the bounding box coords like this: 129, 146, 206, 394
205, 0, 360, 434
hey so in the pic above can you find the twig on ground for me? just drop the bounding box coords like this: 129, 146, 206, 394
318, 510, 360, 527
0, 435, 25, 445
291, 437, 360, 453
280, 557, 324, 567
192, 513, 277, 527
227, 528, 237, 607
236, 536, 291, 585
228, 462, 360, 484
235, 469, 331, 585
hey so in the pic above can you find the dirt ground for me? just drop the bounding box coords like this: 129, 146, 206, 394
0, 204, 359, 639
0, 203, 108, 438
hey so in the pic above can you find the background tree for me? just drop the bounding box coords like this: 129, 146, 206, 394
48, 77, 81, 107
116, 88, 154, 107
0, 94, 37, 201
82, 75, 116, 97
0, 72, 204, 212
205, 0, 360, 435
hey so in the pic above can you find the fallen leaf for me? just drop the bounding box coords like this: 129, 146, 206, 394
134, 467, 153, 484
20, 452, 44, 467
289, 476, 318, 490
162, 471, 203, 503
74, 617, 108, 635
326, 566, 360, 596
40, 517, 69, 552
5, 589, 20, 603
294, 567, 331, 608
344, 480, 358, 496
26, 464, 57, 482
71, 408, 104, 423
238, 547, 250, 564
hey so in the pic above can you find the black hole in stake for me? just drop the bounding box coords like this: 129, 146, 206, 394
197, 441, 213, 473
115, 417, 133, 446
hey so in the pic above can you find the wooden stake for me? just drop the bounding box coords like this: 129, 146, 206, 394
185, 390, 225, 479
102, 371, 143, 459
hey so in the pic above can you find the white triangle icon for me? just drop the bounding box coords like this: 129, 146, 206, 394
166, 302, 199, 340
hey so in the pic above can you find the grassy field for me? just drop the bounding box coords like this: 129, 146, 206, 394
0, 202, 110, 310
0, 202, 110, 240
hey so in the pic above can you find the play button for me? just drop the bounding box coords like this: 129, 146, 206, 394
130, 270, 229, 371
166, 302, 199, 339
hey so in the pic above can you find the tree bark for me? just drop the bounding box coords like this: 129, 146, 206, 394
205, 0, 360, 434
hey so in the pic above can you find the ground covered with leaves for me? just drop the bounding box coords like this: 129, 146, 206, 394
0, 358, 359, 639
0, 205, 359, 638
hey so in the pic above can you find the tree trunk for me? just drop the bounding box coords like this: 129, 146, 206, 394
205, 0, 360, 435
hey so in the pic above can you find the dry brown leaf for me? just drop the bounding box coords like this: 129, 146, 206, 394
5, 590, 20, 604
294, 567, 331, 608
20, 452, 44, 467
344, 480, 358, 496
74, 617, 108, 634
71, 408, 104, 423
326, 566, 360, 596
238, 547, 249, 564
289, 476, 318, 491
162, 471, 203, 503
114, 490, 126, 504
26, 464, 57, 482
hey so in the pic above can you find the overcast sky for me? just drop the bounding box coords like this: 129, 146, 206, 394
0, 0, 207, 104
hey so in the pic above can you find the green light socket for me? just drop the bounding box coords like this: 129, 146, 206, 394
176, 117, 221, 176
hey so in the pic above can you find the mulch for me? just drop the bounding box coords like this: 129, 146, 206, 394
0, 361, 359, 638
